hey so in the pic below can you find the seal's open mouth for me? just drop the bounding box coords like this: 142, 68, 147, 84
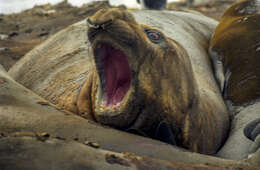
95, 42, 131, 107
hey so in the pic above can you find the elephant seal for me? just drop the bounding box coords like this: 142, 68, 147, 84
9, 8, 229, 154
209, 0, 260, 159
1, 62, 260, 169
136, 0, 167, 10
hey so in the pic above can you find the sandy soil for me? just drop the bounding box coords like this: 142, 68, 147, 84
0, 0, 238, 71
1, 1, 260, 169
0, 1, 111, 70
0, 0, 236, 70
168, 0, 235, 19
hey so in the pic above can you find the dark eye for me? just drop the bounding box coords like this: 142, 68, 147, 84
145, 30, 162, 43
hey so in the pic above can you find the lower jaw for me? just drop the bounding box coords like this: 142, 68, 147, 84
94, 81, 130, 115
93, 89, 125, 123
97, 92, 126, 117
93, 88, 140, 129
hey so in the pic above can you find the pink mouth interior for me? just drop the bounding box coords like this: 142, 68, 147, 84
98, 43, 131, 106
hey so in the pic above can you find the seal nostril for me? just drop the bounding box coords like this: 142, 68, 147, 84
87, 18, 100, 29
87, 18, 113, 30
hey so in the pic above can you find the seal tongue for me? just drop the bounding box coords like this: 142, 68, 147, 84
100, 43, 131, 106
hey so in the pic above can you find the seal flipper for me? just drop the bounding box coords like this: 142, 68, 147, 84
126, 128, 148, 137
251, 124, 260, 141
77, 72, 95, 120
244, 118, 260, 141
126, 122, 177, 146
248, 135, 260, 156
244, 119, 260, 156
155, 121, 177, 145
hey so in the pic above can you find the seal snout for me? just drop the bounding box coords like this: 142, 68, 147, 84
87, 8, 136, 31
85, 8, 142, 129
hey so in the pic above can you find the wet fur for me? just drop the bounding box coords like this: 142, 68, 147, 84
210, 0, 260, 159
210, 0, 260, 105
85, 8, 229, 154
8, 8, 229, 155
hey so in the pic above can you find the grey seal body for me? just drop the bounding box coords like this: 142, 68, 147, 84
216, 102, 260, 159
8, 8, 231, 155
210, 0, 260, 159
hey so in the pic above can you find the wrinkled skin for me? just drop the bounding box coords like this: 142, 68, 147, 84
83, 8, 229, 154
9, 8, 229, 154
1, 65, 260, 168
210, 0, 260, 105
210, 0, 260, 159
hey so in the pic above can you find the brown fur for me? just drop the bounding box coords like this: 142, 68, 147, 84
8, 8, 229, 155
84, 8, 229, 154
210, 0, 260, 105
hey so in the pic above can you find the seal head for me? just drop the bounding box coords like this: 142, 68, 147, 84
77, 8, 229, 154
84, 8, 196, 135
8, 7, 229, 155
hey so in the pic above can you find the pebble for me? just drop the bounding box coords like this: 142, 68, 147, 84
0, 34, 8, 40
83, 141, 100, 148
0, 47, 8, 52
